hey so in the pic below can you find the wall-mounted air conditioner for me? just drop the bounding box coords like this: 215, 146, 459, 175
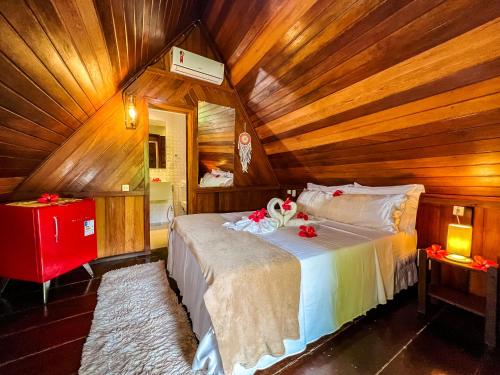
170, 47, 224, 85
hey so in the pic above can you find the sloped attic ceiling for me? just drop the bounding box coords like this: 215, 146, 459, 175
0, 0, 204, 195
204, 0, 500, 197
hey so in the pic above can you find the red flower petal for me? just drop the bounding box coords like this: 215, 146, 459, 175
333, 190, 343, 197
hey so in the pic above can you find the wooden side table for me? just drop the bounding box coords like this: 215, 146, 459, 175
418, 248, 499, 347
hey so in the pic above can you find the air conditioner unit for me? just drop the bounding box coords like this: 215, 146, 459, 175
170, 47, 224, 85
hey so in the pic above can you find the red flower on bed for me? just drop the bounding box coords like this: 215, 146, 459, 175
152, 177, 161, 182
37, 193, 59, 204
426, 244, 446, 259
297, 212, 309, 221
472, 255, 498, 271
249, 208, 267, 223
332, 190, 343, 197
282, 197, 293, 211
298, 225, 317, 238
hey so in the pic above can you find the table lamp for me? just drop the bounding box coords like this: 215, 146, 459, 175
445, 223, 473, 263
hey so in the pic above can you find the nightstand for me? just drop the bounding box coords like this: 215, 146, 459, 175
418, 248, 499, 348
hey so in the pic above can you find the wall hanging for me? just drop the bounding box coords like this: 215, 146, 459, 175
238, 123, 252, 173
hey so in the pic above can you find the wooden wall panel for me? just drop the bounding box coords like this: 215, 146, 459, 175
95, 196, 144, 258
0, 0, 204, 196
13, 92, 147, 194
204, 0, 500, 197
132, 25, 278, 190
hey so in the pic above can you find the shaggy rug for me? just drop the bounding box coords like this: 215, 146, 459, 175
79, 261, 199, 375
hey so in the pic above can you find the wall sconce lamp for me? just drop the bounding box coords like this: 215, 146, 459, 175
125, 94, 137, 129
445, 223, 473, 263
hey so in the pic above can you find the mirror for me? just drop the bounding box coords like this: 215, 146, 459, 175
198, 101, 235, 187
148, 117, 166, 169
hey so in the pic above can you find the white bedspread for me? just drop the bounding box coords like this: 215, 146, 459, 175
167, 212, 417, 374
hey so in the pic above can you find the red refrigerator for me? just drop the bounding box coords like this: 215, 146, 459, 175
0, 198, 97, 303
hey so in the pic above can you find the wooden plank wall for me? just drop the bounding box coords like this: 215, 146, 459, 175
0, 0, 203, 196
11, 92, 148, 258
8, 25, 278, 255
95, 196, 144, 258
203, 0, 500, 197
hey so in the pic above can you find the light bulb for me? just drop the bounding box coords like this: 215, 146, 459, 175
128, 106, 137, 120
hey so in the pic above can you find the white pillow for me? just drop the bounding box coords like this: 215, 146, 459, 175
319, 193, 407, 232
296, 190, 327, 216
297, 190, 407, 232
306, 182, 354, 192
346, 183, 425, 234
199, 172, 233, 187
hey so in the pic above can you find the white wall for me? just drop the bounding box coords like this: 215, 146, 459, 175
148, 108, 187, 222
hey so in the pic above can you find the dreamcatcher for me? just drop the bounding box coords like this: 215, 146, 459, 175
238, 123, 252, 173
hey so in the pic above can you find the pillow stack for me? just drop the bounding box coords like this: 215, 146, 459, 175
297, 182, 425, 234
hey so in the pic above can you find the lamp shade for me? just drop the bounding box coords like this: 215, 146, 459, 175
447, 223, 472, 257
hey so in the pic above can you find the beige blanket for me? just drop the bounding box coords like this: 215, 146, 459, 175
173, 214, 301, 374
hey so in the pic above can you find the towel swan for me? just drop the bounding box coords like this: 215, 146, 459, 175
268, 197, 317, 227
267, 198, 285, 226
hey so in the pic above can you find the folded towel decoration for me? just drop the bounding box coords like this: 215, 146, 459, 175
223, 197, 319, 234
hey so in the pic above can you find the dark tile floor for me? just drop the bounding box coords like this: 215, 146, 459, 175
0, 253, 498, 375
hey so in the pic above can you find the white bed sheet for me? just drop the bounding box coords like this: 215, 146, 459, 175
167, 213, 417, 375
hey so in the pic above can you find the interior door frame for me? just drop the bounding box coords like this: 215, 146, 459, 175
143, 98, 197, 252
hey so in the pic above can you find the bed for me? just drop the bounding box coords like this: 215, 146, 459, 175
167, 184, 424, 374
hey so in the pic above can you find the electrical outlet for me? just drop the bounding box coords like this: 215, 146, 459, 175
292, 190, 297, 197
287, 189, 292, 195
453, 206, 465, 216
121, 184, 130, 192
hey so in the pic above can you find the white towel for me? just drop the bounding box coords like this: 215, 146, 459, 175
223, 216, 280, 235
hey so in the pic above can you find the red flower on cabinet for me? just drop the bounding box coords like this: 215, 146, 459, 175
37, 193, 59, 204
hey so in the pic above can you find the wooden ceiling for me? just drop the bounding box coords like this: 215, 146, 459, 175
0, 0, 204, 195
204, 0, 500, 196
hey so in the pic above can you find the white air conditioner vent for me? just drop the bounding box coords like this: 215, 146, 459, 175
170, 47, 224, 85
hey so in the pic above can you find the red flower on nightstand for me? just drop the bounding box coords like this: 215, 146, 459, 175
298, 225, 317, 238
282, 197, 293, 211
332, 190, 343, 197
249, 208, 267, 223
472, 256, 498, 271
297, 212, 309, 220
37, 193, 59, 203
426, 244, 446, 259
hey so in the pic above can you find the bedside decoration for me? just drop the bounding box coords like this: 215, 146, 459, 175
472, 255, 498, 271
152, 177, 161, 182
238, 124, 252, 173
426, 244, 446, 259
445, 223, 473, 262
37, 193, 59, 203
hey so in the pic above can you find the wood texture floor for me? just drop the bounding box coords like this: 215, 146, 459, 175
0, 253, 498, 375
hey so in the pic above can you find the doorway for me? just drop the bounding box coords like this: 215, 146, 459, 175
147, 106, 187, 250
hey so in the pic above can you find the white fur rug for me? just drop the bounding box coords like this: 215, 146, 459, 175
79, 261, 198, 375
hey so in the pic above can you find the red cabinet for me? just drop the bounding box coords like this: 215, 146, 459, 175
0, 199, 97, 284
